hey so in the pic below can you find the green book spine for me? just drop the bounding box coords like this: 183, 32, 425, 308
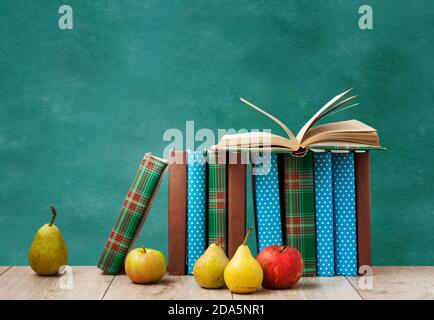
97, 153, 168, 275
281, 152, 317, 276
207, 151, 228, 252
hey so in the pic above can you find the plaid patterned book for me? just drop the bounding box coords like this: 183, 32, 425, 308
187, 150, 207, 275
207, 150, 227, 252
251, 152, 283, 252
282, 152, 317, 276
98, 153, 168, 275
313, 152, 335, 276
332, 153, 358, 276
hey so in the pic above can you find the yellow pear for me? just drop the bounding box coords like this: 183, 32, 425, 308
28, 206, 68, 276
224, 227, 263, 293
193, 241, 229, 288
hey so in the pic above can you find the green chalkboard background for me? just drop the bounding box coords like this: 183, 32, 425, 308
1, 0, 433, 266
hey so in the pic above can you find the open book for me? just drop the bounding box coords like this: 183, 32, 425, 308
213, 89, 384, 153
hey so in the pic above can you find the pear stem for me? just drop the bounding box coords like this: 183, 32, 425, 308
142, 246, 147, 254
214, 237, 224, 246
49, 206, 57, 227
242, 227, 254, 246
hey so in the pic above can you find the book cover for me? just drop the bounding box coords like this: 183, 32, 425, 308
332, 153, 358, 276
98, 153, 168, 275
187, 150, 207, 275
355, 152, 372, 271
168, 150, 187, 275
313, 152, 335, 276
207, 150, 228, 252
282, 152, 317, 276
251, 152, 283, 252
227, 152, 247, 259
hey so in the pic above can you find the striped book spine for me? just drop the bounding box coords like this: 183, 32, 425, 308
332, 153, 358, 276
207, 150, 228, 252
187, 150, 207, 275
251, 152, 283, 252
282, 152, 317, 276
313, 152, 335, 276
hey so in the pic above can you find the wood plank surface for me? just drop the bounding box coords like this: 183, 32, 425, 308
232, 276, 361, 300
176, 276, 232, 300
0, 266, 113, 300
347, 266, 434, 300
104, 274, 232, 300
103, 274, 183, 300
0, 267, 11, 276
0, 266, 433, 300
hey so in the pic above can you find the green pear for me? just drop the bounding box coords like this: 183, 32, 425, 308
193, 241, 229, 289
28, 206, 68, 276
224, 227, 263, 294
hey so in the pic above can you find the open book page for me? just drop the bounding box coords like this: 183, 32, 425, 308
215, 131, 296, 150
300, 120, 379, 148
212, 90, 382, 152
239, 98, 300, 150
295, 89, 355, 142
310, 96, 359, 127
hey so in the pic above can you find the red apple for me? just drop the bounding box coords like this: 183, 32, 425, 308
256, 245, 303, 289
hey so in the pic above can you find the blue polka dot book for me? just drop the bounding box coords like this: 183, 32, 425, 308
186, 150, 207, 275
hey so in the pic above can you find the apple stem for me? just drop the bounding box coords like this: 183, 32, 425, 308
243, 227, 254, 246
281, 246, 288, 253
142, 246, 146, 254
49, 205, 57, 227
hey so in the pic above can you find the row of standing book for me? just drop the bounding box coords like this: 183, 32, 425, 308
169, 149, 372, 277
96, 149, 371, 277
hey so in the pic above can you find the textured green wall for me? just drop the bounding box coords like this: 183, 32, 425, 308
1, 1, 433, 266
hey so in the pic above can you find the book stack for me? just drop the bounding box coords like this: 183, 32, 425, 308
168, 90, 382, 276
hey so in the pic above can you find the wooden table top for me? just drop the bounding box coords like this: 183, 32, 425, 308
0, 266, 433, 300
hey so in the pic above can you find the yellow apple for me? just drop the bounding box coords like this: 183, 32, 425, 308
125, 247, 166, 284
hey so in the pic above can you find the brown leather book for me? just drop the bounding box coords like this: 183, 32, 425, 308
355, 152, 372, 272
168, 150, 187, 275
227, 152, 247, 259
